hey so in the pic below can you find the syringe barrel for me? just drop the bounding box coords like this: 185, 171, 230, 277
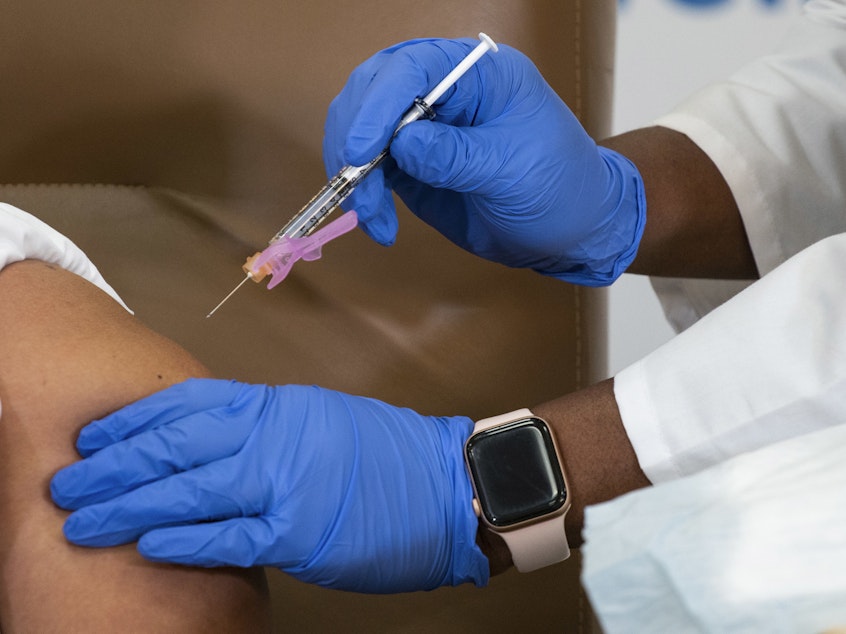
272, 156, 383, 241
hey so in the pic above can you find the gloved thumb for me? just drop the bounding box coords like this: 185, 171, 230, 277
391, 121, 496, 194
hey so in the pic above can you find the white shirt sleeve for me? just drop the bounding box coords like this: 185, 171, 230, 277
0, 202, 131, 312
613, 0, 846, 482
651, 0, 846, 331
598, 228, 846, 628
615, 233, 846, 483
582, 423, 846, 634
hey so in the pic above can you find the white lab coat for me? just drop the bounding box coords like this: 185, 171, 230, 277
649, 0, 846, 335
585, 1, 846, 631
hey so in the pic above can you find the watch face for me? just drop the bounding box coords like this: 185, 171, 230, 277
465, 418, 567, 528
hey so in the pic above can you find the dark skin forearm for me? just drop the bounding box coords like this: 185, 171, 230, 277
602, 126, 759, 280
480, 128, 757, 572
534, 379, 651, 548
478, 379, 651, 574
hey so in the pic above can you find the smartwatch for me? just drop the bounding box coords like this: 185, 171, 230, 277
464, 409, 571, 572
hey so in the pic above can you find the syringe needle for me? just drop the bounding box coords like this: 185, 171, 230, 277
206, 273, 252, 319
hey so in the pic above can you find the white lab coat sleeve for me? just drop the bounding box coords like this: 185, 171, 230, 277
581, 422, 846, 634
0, 202, 131, 312
614, 232, 846, 484
650, 0, 846, 332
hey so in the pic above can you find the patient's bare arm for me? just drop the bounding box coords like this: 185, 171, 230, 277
0, 260, 271, 632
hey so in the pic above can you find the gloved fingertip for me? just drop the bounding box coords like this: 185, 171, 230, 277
62, 508, 138, 547
136, 531, 168, 562
350, 178, 398, 246
49, 468, 79, 510
137, 528, 216, 567
359, 209, 398, 246
62, 509, 113, 546
76, 428, 110, 458
359, 223, 395, 246
61, 512, 88, 544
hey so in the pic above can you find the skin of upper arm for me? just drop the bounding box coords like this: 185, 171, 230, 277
0, 260, 271, 632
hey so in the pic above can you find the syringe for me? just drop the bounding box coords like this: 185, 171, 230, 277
207, 32, 498, 318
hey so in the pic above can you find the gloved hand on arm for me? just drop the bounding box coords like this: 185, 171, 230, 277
50, 379, 489, 593
324, 37, 646, 286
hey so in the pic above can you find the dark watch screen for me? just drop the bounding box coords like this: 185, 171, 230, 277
465, 418, 567, 527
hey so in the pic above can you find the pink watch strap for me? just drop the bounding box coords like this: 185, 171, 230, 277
472, 409, 571, 573
498, 511, 570, 573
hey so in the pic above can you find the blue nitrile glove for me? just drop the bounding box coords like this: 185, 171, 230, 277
50, 379, 489, 593
323, 37, 645, 286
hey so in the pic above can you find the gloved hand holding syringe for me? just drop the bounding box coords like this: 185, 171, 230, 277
206, 32, 498, 318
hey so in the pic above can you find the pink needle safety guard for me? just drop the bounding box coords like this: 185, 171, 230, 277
243, 210, 358, 289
